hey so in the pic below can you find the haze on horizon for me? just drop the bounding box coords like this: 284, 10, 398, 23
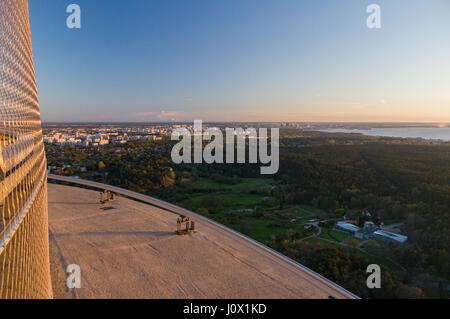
29, 0, 450, 123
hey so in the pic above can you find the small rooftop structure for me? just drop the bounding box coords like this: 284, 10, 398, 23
363, 221, 377, 234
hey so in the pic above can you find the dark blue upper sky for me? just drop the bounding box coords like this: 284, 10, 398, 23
29, 0, 450, 122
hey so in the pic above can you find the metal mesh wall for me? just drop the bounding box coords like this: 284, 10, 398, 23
0, 0, 52, 299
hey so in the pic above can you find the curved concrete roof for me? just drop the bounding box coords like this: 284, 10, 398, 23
48, 178, 357, 299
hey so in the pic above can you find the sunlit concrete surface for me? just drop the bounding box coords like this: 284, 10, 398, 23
48, 183, 345, 299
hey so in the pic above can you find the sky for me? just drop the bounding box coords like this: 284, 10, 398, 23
28, 0, 450, 123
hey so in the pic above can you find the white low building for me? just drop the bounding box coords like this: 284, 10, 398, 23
373, 230, 407, 243
336, 221, 361, 233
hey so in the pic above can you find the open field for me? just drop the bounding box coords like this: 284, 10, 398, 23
188, 193, 266, 210
210, 208, 317, 243
191, 177, 275, 192
180, 176, 405, 285
319, 229, 351, 243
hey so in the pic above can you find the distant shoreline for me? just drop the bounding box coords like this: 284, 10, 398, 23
317, 127, 450, 142
42, 122, 450, 128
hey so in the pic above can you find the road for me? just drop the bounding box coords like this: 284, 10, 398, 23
47, 174, 358, 299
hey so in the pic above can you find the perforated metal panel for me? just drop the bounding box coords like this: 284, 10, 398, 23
0, 0, 52, 299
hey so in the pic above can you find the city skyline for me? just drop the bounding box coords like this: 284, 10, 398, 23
29, 0, 450, 123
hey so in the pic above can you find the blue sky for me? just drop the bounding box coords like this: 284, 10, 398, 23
28, 0, 450, 122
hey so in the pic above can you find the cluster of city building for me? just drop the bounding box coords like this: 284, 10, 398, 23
43, 126, 169, 146
43, 123, 275, 147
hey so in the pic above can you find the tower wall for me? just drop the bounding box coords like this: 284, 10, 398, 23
0, 0, 52, 299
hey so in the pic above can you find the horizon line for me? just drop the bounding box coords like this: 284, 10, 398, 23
41, 121, 450, 124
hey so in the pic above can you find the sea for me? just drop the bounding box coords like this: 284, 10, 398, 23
318, 127, 450, 141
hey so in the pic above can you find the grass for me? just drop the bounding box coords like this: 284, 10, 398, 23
247, 219, 287, 242
189, 193, 265, 210
243, 217, 317, 243
191, 177, 275, 192
211, 213, 286, 243
277, 207, 314, 218
298, 205, 330, 218
191, 178, 231, 191
319, 229, 351, 243
209, 208, 317, 243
